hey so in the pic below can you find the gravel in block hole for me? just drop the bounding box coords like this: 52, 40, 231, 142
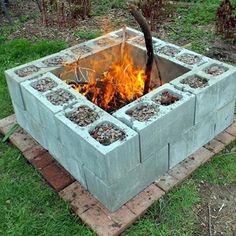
154, 91, 180, 106
15, 65, 40, 77
181, 75, 208, 89
131, 36, 145, 46
204, 65, 228, 76
156, 46, 180, 57
177, 53, 201, 65
71, 45, 92, 55
42, 56, 66, 67
126, 104, 158, 122
46, 89, 75, 106
31, 77, 58, 92
66, 106, 99, 127
90, 123, 126, 146
96, 38, 115, 47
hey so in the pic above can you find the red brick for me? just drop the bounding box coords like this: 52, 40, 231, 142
215, 131, 235, 145
182, 147, 214, 174
126, 184, 165, 216
204, 139, 225, 154
168, 163, 190, 181
155, 173, 179, 192
23, 145, 47, 161
97, 203, 136, 231
30, 152, 54, 170
80, 205, 119, 236
0, 114, 16, 134
60, 182, 97, 215
40, 162, 74, 191
226, 122, 236, 137
9, 128, 37, 152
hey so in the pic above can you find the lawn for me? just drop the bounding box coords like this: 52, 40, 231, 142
0, 0, 236, 235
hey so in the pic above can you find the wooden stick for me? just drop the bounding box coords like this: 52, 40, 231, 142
129, 4, 154, 94
208, 205, 213, 236
120, 25, 126, 62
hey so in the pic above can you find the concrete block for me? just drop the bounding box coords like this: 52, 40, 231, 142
84, 145, 168, 212
20, 72, 64, 124
12, 101, 48, 148
45, 135, 87, 189
215, 99, 235, 135
5, 61, 47, 109
198, 61, 236, 109
114, 83, 195, 161
56, 107, 140, 185
170, 71, 218, 124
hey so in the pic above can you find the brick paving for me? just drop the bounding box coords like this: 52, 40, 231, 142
0, 115, 235, 236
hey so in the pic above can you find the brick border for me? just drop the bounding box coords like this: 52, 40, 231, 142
1, 114, 235, 236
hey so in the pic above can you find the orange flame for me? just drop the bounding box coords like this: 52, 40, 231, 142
65, 53, 147, 112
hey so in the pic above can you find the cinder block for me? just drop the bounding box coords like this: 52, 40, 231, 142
215, 99, 235, 135
21, 76, 84, 139
12, 101, 48, 148
45, 135, 87, 189
5, 61, 47, 109
170, 71, 218, 124
198, 61, 236, 110
84, 145, 168, 212
169, 99, 235, 168
114, 83, 195, 161
20, 72, 64, 124
56, 108, 140, 185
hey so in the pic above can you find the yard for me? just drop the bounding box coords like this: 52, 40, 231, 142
1, 0, 236, 235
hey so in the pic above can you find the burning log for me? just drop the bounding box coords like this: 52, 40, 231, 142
129, 3, 154, 94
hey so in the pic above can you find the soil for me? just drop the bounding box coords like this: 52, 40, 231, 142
194, 182, 236, 236
89, 123, 126, 146
46, 88, 75, 105
15, 65, 40, 77
66, 106, 99, 127
126, 104, 158, 122
31, 77, 58, 92
181, 76, 208, 89
154, 91, 180, 106
177, 53, 202, 65
155, 45, 180, 57
204, 65, 228, 76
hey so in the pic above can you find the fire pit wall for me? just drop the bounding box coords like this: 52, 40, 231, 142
5, 27, 236, 212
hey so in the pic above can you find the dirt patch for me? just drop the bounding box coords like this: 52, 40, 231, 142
194, 182, 236, 236
205, 39, 236, 64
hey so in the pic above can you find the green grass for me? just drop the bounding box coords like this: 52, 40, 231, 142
0, 38, 67, 119
166, 0, 236, 53
75, 29, 102, 40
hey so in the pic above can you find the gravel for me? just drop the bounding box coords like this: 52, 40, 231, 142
46, 89, 75, 105
66, 106, 99, 127
131, 36, 145, 46
156, 46, 180, 57
181, 76, 208, 89
154, 91, 180, 106
15, 65, 40, 77
42, 56, 66, 67
31, 77, 58, 92
204, 65, 228, 76
71, 45, 92, 55
96, 38, 114, 46
90, 123, 126, 146
126, 104, 158, 122
177, 53, 201, 65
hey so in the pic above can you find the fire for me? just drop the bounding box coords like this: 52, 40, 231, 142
66, 53, 147, 113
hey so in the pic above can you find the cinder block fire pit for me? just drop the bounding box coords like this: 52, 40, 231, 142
5, 27, 236, 212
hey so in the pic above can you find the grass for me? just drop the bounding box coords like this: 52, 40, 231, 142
75, 29, 102, 40
0, 0, 236, 235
